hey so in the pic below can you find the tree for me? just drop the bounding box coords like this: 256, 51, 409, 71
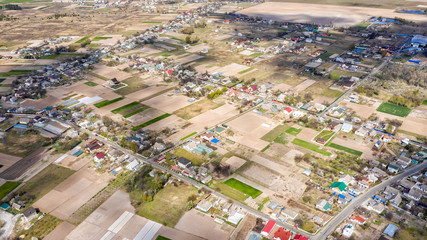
185, 35, 191, 44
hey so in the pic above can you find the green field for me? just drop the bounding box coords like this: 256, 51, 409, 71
250, 53, 264, 57
16, 164, 75, 209
223, 178, 262, 199
94, 97, 124, 108
214, 182, 248, 202
156, 237, 171, 240
143, 21, 162, 24
261, 124, 289, 142
285, 127, 302, 136
136, 183, 197, 227
75, 36, 90, 43
111, 101, 140, 114
376, 102, 411, 117
238, 67, 254, 75
0, 70, 33, 77
92, 37, 112, 41
84, 81, 98, 86
114, 76, 148, 95
181, 132, 197, 141
39, 54, 59, 59
132, 114, 171, 131
0, 181, 21, 200
174, 148, 205, 166
123, 106, 150, 118
291, 138, 332, 156
314, 130, 335, 142
87, 71, 108, 81
327, 143, 362, 156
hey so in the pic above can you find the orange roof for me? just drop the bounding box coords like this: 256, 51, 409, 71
273, 227, 291, 240
350, 214, 366, 224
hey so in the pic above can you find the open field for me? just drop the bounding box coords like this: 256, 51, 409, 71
224, 156, 247, 172
173, 98, 221, 120
44, 222, 75, 240
142, 92, 193, 113
261, 124, 289, 142
262, 0, 424, 9
0, 181, 21, 200
111, 101, 140, 114
131, 113, 171, 131
114, 75, 148, 96
33, 164, 113, 220
291, 138, 332, 156
91, 63, 132, 81
15, 164, 75, 208
174, 148, 205, 166
376, 102, 412, 117
213, 182, 249, 202
188, 103, 238, 127
17, 214, 62, 240
237, 2, 427, 27
326, 143, 362, 156
125, 84, 171, 101
175, 209, 231, 240
0, 147, 48, 180
136, 183, 198, 227
0, 153, 21, 174
224, 178, 262, 199
0, 131, 48, 157
285, 127, 302, 136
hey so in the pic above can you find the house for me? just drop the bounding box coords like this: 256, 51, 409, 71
405, 188, 422, 201
293, 235, 308, 240
303, 169, 311, 176
108, 78, 120, 86
389, 193, 402, 207
94, 152, 105, 162
383, 224, 398, 238
338, 174, 353, 185
366, 200, 385, 213
387, 162, 400, 174
22, 207, 38, 222
330, 181, 347, 193
337, 192, 353, 205
341, 123, 353, 133
355, 127, 369, 137
227, 210, 245, 225
316, 199, 331, 211
374, 140, 382, 149
273, 227, 291, 240
342, 224, 354, 238
85, 139, 104, 152
316, 138, 326, 144
177, 157, 192, 169
350, 214, 366, 225
327, 121, 339, 130
200, 132, 215, 141
261, 220, 276, 236
196, 199, 212, 212
153, 142, 166, 152
249, 85, 258, 93
284, 107, 292, 115
282, 208, 298, 220
268, 201, 278, 210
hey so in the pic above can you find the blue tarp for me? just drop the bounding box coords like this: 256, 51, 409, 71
73, 150, 83, 157
14, 124, 28, 130
338, 194, 346, 199
211, 138, 219, 144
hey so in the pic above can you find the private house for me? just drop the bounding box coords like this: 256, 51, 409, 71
330, 181, 347, 193
177, 157, 192, 169
284, 107, 292, 115
200, 132, 215, 141
108, 77, 120, 86
227, 210, 245, 225
85, 139, 104, 152
405, 188, 422, 201
316, 138, 326, 144
153, 142, 166, 152
94, 152, 105, 162
387, 162, 400, 174
316, 199, 331, 212
293, 235, 308, 240
273, 227, 291, 240
338, 174, 353, 186
355, 127, 369, 137
350, 214, 366, 225
341, 123, 353, 133
282, 208, 298, 220
22, 207, 38, 222
383, 224, 398, 238
196, 199, 212, 212
366, 200, 385, 213
327, 121, 339, 130
261, 220, 276, 237
342, 224, 354, 238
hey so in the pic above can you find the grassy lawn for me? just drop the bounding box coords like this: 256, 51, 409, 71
114, 76, 148, 95
16, 164, 75, 209
94, 97, 124, 108
223, 178, 262, 199
285, 127, 302, 136
291, 138, 332, 156
0, 131, 48, 157
273, 132, 289, 145
173, 98, 222, 120
17, 214, 61, 239
326, 143, 362, 156
181, 132, 197, 141
314, 130, 335, 142
376, 102, 411, 117
92, 37, 112, 41
39, 54, 59, 59
156, 237, 171, 240
84, 81, 98, 86
174, 148, 205, 166
261, 124, 288, 142
250, 53, 263, 57
75, 36, 90, 43
320, 88, 343, 99
131, 113, 171, 131
136, 183, 197, 227
0, 181, 21, 200
238, 67, 253, 75
111, 101, 140, 114
213, 182, 248, 202
0, 70, 33, 77
0, 78, 5, 83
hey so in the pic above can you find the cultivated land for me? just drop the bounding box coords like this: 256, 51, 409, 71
238, 2, 427, 27
224, 178, 262, 199
0, 147, 49, 180
376, 102, 412, 117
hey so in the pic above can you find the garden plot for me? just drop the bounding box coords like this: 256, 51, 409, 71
0, 153, 21, 174
272, 83, 292, 92
166, 125, 204, 143
331, 137, 374, 159
314, 95, 335, 105
144, 114, 186, 131
293, 79, 316, 92
21, 95, 62, 110
44, 222, 75, 240
189, 103, 238, 126
127, 108, 164, 125
91, 63, 132, 81
125, 85, 170, 101
209, 63, 251, 77
343, 101, 378, 118
186, 43, 211, 53
239, 50, 254, 56
93, 35, 124, 46
176, 54, 204, 64
142, 92, 194, 113
56, 155, 90, 171
296, 128, 319, 142
154, 43, 176, 51
33, 165, 114, 220
224, 156, 247, 172
400, 117, 427, 137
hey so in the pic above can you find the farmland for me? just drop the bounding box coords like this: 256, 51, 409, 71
93, 97, 124, 108
131, 113, 171, 131
285, 127, 302, 136
327, 143, 362, 156
0, 181, 21, 200
291, 138, 332, 156
314, 130, 335, 142
223, 178, 262, 199
376, 102, 412, 117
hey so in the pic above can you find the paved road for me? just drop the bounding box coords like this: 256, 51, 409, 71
314, 161, 427, 240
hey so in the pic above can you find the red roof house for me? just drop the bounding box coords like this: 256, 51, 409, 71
293, 235, 308, 240
249, 85, 258, 93
261, 220, 276, 236
241, 86, 248, 92
350, 214, 366, 225
164, 69, 173, 76
94, 152, 105, 162
273, 227, 292, 240
284, 107, 292, 115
